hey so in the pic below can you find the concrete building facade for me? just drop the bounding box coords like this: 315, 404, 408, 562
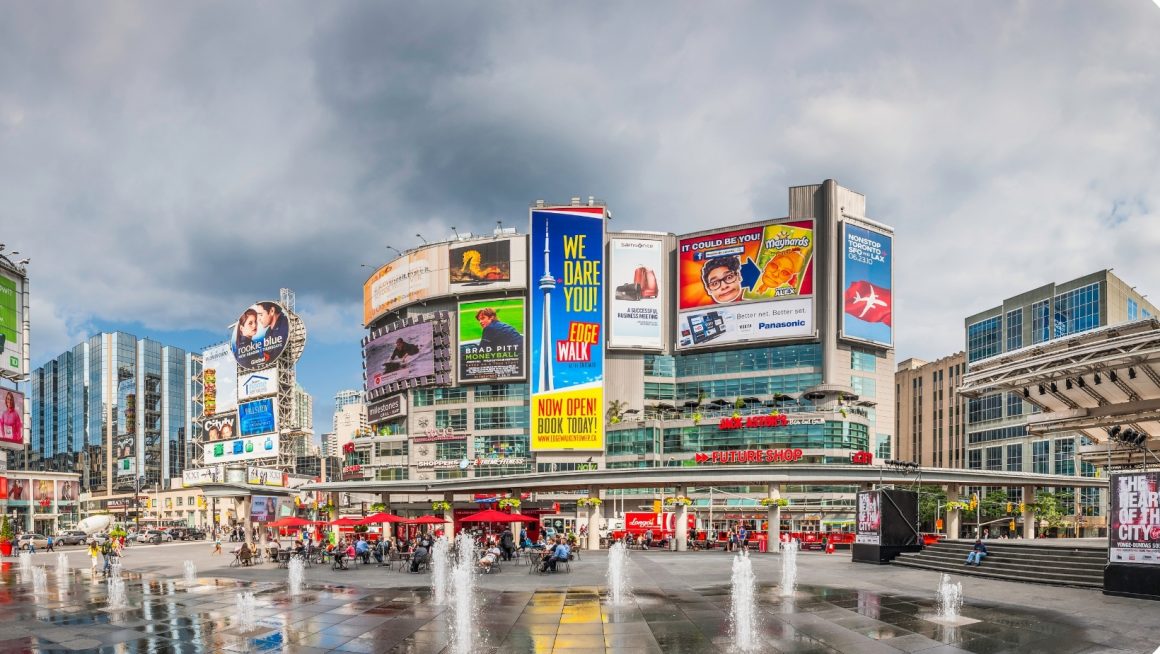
894, 352, 968, 469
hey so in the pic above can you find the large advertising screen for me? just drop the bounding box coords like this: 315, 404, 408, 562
238, 368, 276, 402
529, 207, 606, 451
363, 246, 448, 326
856, 490, 881, 545
677, 220, 815, 349
1109, 472, 1160, 565
238, 398, 277, 437
205, 434, 281, 464
201, 342, 238, 417
458, 298, 525, 382
365, 322, 436, 391
608, 237, 665, 349
0, 388, 24, 451
231, 300, 290, 370
0, 270, 25, 378
841, 222, 893, 347
448, 236, 528, 292
201, 413, 237, 442
250, 495, 279, 523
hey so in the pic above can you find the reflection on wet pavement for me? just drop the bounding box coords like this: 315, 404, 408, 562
0, 561, 1147, 653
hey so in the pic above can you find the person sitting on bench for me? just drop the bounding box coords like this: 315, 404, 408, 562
478, 544, 503, 571
540, 536, 571, 572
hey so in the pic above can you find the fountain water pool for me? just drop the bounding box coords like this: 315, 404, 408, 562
448, 532, 477, 654
236, 591, 257, 631
779, 539, 799, 597
606, 540, 632, 605
183, 560, 197, 586
288, 556, 305, 596
431, 535, 450, 605
31, 566, 47, 596
729, 551, 759, 652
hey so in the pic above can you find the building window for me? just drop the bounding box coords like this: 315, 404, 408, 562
644, 382, 676, 401
1006, 309, 1023, 351
1005, 392, 1023, 418
851, 350, 877, 372
850, 375, 876, 399
473, 406, 528, 430
1128, 298, 1139, 321
1006, 444, 1022, 472
675, 344, 821, 377
374, 441, 409, 457
1053, 283, 1100, 339
968, 449, 982, 470
986, 446, 1002, 471
375, 468, 408, 481
473, 433, 528, 458
435, 409, 467, 431
1032, 440, 1050, 474
644, 354, 675, 377
1054, 437, 1075, 475
1032, 300, 1050, 344
413, 387, 468, 406
435, 441, 467, 460
536, 461, 599, 473
676, 373, 822, 401
967, 316, 1002, 362
473, 384, 528, 403
967, 393, 1002, 424
175, 497, 183, 507
607, 428, 658, 456
875, 433, 891, 460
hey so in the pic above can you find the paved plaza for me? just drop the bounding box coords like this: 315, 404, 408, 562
0, 542, 1156, 653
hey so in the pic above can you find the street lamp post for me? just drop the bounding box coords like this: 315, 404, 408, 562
134, 475, 144, 533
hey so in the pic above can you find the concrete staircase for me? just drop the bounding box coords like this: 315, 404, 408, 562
892, 540, 1106, 589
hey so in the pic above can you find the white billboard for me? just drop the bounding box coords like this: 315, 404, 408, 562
203, 434, 281, 465
609, 237, 665, 349
677, 298, 813, 349
0, 269, 25, 378
202, 342, 238, 417
238, 369, 276, 402
182, 466, 223, 487
247, 466, 286, 487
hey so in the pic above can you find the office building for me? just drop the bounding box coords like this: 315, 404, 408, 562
332, 390, 368, 454
894, 353, 967, 468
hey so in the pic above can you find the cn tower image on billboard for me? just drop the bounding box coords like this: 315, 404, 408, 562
537, 217, 555, 393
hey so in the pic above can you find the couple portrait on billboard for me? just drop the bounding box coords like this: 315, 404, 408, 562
232, 300, 289, 369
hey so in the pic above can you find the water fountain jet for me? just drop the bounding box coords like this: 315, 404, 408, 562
288, 556, 305, 596
236, 591, 257, 632
779, 539, 798, 597
448, 532, 477, 654
431, 535, 450, 604
183, 560, 197, 586
31, 566, 47, 596
729, 550, 759, 652
606, 540, 632, 605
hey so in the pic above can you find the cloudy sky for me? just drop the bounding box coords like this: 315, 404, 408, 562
3, 2, 1159, 434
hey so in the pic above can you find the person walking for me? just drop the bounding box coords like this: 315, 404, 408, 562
500, 530, 515, 561
45, 535, 55, 553
88, 540, 101, 576
212, 535, 223, 555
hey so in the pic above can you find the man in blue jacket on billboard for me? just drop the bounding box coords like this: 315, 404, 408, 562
475, 307, 521, 349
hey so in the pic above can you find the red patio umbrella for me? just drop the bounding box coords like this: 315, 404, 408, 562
329, 517, 362, 526
269, 516, 318, 528
459, 508, 537, 523
355, 512, 406, 525
406, 515, 449, 525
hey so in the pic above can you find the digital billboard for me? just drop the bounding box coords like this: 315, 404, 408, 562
450, 239, 508, 285
608, 237, 665, 349
204, 434, 280, 464
365, 322, 436, 391
0, 388, 24, 451
250, 495, 279, 523
841, 222, 893, 347
238, 398, 276, 437
238, 369, 276, 402
1109, 472, 1160, 565
231, 300, 290, 370
201, 342, 238, 417
201, 413, 237, 442
0, 270, 25, 378
856, 490, 881, 545
529, 207, 606, 451
458, 298, 525, 382
677, 220, 815, 350
363, 246, 448, 326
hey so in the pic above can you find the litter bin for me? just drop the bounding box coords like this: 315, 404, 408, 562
758, 539, 767, 553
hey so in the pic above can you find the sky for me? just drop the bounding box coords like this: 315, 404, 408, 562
3, 2, 1160, 436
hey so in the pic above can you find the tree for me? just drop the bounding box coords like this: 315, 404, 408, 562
980, 490, 1010, 522
1033, 490, 1072, 536
917, 488, 947, 531
606, 400, 627, 424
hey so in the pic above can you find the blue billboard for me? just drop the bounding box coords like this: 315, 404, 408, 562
529, 207, 606, 451
841, 222, 893, 347
238, 397, 277, 437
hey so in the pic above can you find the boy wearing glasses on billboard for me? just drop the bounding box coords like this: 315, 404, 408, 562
700, 256, 744, 304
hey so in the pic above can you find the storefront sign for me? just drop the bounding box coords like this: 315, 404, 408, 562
413, 427, 467, 443
718, 414, 789, 430
473, 457, 527, 467
415, 459, 465, 469
693, 448, 803, 464
850, 451, 874, 465
368, 394, 405, 424
342, 465, 368, 480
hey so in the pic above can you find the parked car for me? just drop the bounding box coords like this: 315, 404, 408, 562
56, 530, 89, 546
185, 528, 207, 541
16, 534, 49, 551
164, 527, 188, 541
141, 529, 173, 544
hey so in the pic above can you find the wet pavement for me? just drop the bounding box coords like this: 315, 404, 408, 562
0, 550, 1156, 653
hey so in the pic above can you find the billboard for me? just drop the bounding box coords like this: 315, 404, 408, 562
201, 413, 237, 442
1109, 472, 1160, 565
182, 466, 223, 487
365, 322, 436, 391
368, 394, 405, 424
57, 480, 78, 502
0, 388, 24, 451
238, 398, 277, 437
201, 342, 238, 417
247, 466, 286, 487
363, 246, 448, 326
250, 495, 279, 523
529, 207, 606, 451
205, 434, 281, 464
449, 237, 528, 293
841, 222, 893, 347
231, 300, 291, 370
458, 298, 525, 382
238, 369, 276, 401
677, 221, 815, 350
0, 270, 25, 377
856, 490, 881, 545
116, 457, 137, 477
32, 478, 54, 504
608, 237, 665, 349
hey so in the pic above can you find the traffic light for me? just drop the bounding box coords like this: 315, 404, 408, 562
652, 500, 662, 514
1009, 520, 1016, 532
1006, 502, 1013, 514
